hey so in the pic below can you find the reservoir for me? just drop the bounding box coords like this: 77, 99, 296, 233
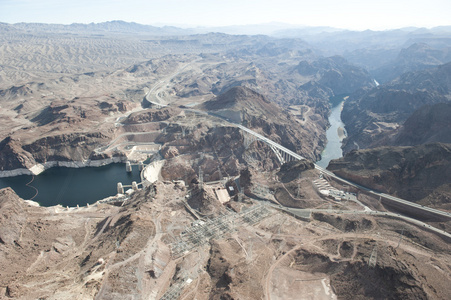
316, 100, 347, 168
0, 163, 141, 207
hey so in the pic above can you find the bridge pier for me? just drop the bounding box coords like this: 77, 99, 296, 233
269, 145, 285, 164
138, 161, 144, 171
132, 181, 139, 191
268, 144, 302, 164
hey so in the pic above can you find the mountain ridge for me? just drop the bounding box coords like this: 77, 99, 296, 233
341, 61, 451, 152
328, 142, 451, 210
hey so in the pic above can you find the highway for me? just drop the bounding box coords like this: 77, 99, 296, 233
144, 59, 201, 108
94, 131, 161, 154
185, 108, 451, 221
145, 78, 168, 107
234, 117, 451, 221
315, 165, 451, 220
236, 124, 306, 161
271, 205, 451, 239
182, 108, 451, 222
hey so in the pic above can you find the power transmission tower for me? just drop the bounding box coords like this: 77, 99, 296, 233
198, 166, 203, 189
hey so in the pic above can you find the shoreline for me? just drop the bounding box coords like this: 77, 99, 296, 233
316, 100, 346, 168
0, 156, 126, 178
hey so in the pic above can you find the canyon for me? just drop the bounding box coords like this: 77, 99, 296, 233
1, 22, 451, 299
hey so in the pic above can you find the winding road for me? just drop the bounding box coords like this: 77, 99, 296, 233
144, 59, 200, 107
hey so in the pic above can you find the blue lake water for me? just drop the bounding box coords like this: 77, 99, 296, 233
0, 163, 141, 207
316, 101, 346, 168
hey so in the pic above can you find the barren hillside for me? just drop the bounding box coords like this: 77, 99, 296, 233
1, 22, 450, 300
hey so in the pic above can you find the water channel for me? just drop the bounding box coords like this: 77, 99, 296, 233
316, 100, 347, 168
0, 163, 141, 207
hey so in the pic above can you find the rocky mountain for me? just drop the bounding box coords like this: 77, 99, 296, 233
0, 96, 136, 172
0, 26, 291, 88
328, 143, 451, 210
341, 62, 451, 153
281, 26, 451, 58
374, 102, 451, 147
0, 24, 375, 173
123, 107, 181, 124
199, 86, 325, 160
372, 43, 451, 83
295, 56, 375, 95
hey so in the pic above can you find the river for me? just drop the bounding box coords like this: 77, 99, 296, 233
0, 163, 141, 207
316, 101, 347, 168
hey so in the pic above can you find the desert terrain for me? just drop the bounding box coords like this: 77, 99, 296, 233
1, 22, 451, 299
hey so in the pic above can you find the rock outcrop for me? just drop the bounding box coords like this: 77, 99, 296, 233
374, 102, 451, 147
342, 62, 451, 153
200, 86, 326, 160
296, 56, 376, 95
328, 143, 451, 210
0, 137, 35, 171
373, 43, 451, 83
0, 132, 112, 172
124, 107, 181, 124
0, 188, 26, 246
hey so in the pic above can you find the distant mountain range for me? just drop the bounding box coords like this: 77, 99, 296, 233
1, 20, 195, 36
371, 43, 451, 83
2, 20, 451, 38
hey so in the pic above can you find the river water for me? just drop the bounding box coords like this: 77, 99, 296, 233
316, 101, 347, 168
0, 163, 141, 207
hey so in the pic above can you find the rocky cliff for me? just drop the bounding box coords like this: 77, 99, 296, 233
328, 143, 451, 210
374, 102, 451, 147
296, 56, 376, 96
0, 91, 141, 173
0, 132, 113, 172
123, 107, 181, 124
373, 43, 451, 83
200, 86, 325, 160
342, 62, 451, 153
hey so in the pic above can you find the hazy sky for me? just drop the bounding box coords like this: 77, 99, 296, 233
1, 0, 450, 30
